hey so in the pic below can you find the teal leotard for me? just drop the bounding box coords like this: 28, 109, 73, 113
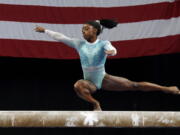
45, 30, 117, 89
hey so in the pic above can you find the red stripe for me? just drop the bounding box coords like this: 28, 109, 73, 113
0, 35, 179, 59
112, 35, 180, 58
0, 39, 79, 59
0, 2, 180, 24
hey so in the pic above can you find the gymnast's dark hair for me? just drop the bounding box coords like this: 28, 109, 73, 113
86, 19, 118, 36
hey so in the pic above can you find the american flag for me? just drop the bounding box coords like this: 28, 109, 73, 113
0, 0, 179, 59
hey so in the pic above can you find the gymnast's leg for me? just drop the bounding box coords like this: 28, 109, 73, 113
102, 74, 180, 94
74, 79, 101, 111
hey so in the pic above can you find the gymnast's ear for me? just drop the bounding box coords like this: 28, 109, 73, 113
92, 27, 98, 35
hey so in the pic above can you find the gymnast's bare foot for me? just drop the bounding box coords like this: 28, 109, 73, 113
93, 104, 102, 111
167, 86, 180, 95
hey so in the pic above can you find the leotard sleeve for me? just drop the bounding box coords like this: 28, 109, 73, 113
45, 29, 81, 49
104, 41, 117, 56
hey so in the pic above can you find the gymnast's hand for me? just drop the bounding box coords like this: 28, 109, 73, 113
34, 26, 45, 33
105, 50, 115, 55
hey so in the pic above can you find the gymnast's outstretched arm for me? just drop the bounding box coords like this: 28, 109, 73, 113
34, 26, 81, 49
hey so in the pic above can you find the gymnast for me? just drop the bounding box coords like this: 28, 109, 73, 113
35, 19, 180, 111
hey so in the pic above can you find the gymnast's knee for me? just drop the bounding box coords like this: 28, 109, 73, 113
74, 80, 96, 94
74, 79, 84, 91
129, 81, 140, 89
74, 79, 93, 93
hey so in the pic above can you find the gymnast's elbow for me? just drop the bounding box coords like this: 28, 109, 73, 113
112, 49, 117, 56
109, 49, 117, 56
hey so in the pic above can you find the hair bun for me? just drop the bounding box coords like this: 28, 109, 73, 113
100, 19, 118, 29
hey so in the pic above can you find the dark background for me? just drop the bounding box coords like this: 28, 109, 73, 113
0, 53, 179, 134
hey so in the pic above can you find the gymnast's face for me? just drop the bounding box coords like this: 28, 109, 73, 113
82, 24, 97, 41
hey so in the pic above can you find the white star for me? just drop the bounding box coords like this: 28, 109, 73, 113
131, 113, 140, 126
81, 112, 98, 126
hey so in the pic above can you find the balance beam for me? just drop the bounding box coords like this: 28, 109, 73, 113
0, 111, 180, 127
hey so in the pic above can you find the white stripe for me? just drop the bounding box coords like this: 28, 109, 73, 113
0, 0, 176, 7
0, 17, 180, 42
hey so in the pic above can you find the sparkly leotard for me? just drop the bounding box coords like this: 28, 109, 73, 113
45, 30, 117, 89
